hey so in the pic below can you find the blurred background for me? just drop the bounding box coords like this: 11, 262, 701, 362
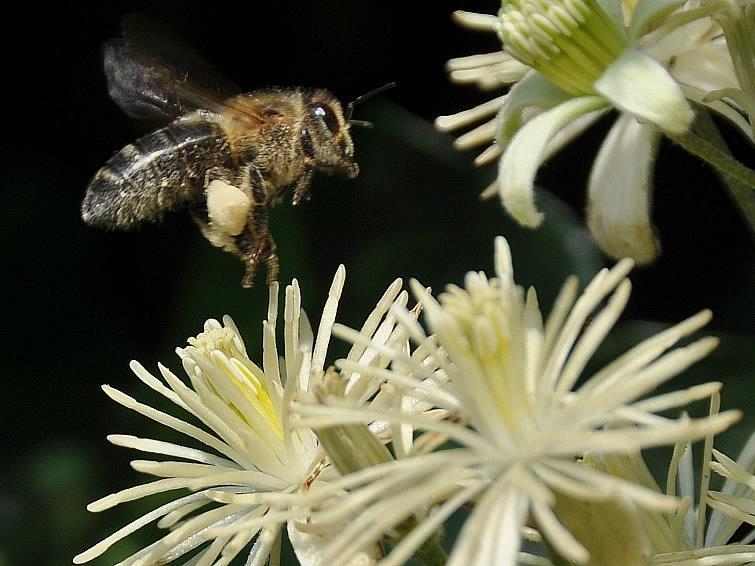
3, 1, 754, 563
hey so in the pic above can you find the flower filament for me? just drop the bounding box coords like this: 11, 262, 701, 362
499, 0, 627, 95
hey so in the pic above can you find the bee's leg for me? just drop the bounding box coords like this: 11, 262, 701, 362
291, 168, 314, 206
236, 166, 279, 288
204, 166, 234, 186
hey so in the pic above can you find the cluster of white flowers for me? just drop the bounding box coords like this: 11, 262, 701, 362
294, 237, 752, 566
75, 269, 415, 565
78, 237, 754, 565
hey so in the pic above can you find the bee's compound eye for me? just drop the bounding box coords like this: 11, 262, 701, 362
312, 104, 340, 135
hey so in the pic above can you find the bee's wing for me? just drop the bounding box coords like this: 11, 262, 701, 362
104, 14, 265, 124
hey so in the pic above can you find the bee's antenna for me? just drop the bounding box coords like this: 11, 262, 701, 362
346, 82, 397, 121
348, 119, 374, 128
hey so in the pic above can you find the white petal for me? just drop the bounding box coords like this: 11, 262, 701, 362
288, 520, 377, 566
671, 43, 739, 95
311, 265, 346, 377
680, 84, 755, 142
595, 49, 694, 135
540, 109, 608, 164
499, 96, 607, 227
595, 0, 628, 30
708, 433, 755, 546
496, 71, 574, 147
447, 477, 529, 566
586, 114, 661, 264
452, 10, 499, 31
627, 0, 685, 40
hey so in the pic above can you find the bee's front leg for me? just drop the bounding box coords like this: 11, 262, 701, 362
291, 168, 314, 206
235, 165, 279, 288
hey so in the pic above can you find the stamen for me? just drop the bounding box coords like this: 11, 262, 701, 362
498, 0, 627, 95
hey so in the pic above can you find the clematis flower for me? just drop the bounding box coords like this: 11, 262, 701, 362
74, 268, 411, 565
294, 236, 740, 565
705, 0, 755, 138
521, 416, 755, 564
580, 404, 755, 564
437, 1, 753, 264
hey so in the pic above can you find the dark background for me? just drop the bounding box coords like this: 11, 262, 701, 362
3, 1, 754, 564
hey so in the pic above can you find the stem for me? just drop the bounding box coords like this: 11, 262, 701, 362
687, 110, 755, 237
413, 529, 448, 566
665, 127, 755, 190
314, 422, 447, 564
388, 518, 448, 566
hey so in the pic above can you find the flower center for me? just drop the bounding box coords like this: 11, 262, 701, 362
183, 326, 284, 442
439, 275, 526, 430
498, 0, 627, 95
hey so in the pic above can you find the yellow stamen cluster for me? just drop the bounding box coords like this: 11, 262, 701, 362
182, 324, 284, 442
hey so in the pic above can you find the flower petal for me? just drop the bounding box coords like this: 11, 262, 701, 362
447, 476, 529, 566
680, 84, 755, 142
586, 113, 661, 264
670, 42, 739, 95
595, 0, 627, 30
595, 49, 694, 135
627, 0, 685, 40
288, 520, 377, 566
499, 96, 607, 227
496, 71, 574, 148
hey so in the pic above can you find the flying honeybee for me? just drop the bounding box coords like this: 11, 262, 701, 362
82, 16, 389, 287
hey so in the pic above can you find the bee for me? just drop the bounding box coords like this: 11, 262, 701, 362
82, 16, 387, 287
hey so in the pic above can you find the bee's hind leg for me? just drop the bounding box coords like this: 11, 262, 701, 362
235, 166, 279, 288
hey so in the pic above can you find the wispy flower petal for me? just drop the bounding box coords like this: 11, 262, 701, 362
296, 237, 739, 565
587, 113, 661, 264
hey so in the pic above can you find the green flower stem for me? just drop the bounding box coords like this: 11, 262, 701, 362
666, 127, 755, 192
315, 422, 447, 565
410, 529, 448, 566
315, 424, 393, 475
683, 110, 755, 236
388, 518, 448, 566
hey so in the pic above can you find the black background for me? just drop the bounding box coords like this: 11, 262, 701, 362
3, 2, 754, 564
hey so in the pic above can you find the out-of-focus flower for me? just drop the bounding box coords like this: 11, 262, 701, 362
75, 268, 412, 566
585, 403, 755, 565
294, 236, 740, 565
527, 413, 755, 565
708, 444, 755, 533
707, 0, 755, 138
437, 2, 753, 264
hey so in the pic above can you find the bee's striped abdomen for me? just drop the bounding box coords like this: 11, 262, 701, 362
82, 116, 234, 229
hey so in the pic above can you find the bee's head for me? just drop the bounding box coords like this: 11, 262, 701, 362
303, 89, 359, 178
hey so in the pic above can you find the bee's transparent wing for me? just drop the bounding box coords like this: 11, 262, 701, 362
103, 14, 262, 123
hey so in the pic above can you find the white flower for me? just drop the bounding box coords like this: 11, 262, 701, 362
295, 236, 740, 565
651, 422, 755, 563
75, 268, 410, 566
708, 444, 755, 532
585, 417, 755, 565
522, 415, 755, 565
706, 0, 755, 138
437, 2, 752, 264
